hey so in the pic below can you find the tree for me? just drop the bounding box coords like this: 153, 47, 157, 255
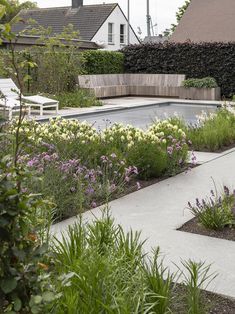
0, 0, 37, 23
170, 0, 191, 34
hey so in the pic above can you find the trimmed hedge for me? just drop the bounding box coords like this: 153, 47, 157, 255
122, 42, 235, 97
82, 50, 124, 74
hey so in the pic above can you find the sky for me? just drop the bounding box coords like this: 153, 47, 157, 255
20, 0, 186, 36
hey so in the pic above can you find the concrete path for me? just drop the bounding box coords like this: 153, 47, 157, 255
51, 148, 235, 298
191, 148, 235, 164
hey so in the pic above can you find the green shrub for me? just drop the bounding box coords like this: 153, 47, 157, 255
128, 141, 167, 179
182, 77, 218, 89
82, 50, 124, 74
188, 186, 235, 230
0, 158, 57, 313
56, 89, 102, 109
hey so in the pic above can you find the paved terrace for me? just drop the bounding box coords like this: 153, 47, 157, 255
51, 147, 235, 299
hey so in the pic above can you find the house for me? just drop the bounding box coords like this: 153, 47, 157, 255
12, 0, 140, 51
170, 0, 235, 43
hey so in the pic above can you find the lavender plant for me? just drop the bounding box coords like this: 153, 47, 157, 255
23, 150, 138, 220
188, 186, 235, 230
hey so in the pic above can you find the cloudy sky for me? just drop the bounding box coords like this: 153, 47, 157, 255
23, 0, 186, 36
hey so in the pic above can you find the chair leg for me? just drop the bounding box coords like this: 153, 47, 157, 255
56, 103, 59, 114
40, 106, 43, 116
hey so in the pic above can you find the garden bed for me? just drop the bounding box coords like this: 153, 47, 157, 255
200, 142, 235, 153
173, 285, 235, 313
178, 217, 235, 241
206, 291, 235, 314
4, 117, 191, 222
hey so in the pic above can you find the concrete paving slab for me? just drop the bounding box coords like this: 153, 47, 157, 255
190, 151, 223, 164
51, 148, 235, 298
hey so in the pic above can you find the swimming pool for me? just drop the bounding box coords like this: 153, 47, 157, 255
74, 102, 219, 129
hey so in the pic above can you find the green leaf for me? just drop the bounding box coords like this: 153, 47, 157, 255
0, 5, 6, 20
42, 291, 55, 303
13, 298, 22, 311
1, 278, 17, 294
31, 306, 40, 314
33, 295, 42, 304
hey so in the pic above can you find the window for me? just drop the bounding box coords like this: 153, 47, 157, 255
120, 24, 126, 44
108, 23, 114, 44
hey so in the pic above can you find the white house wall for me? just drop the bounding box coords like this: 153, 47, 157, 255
92, 5, 139, 51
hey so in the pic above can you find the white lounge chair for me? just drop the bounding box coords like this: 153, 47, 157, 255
0, 97, 21, 120
0, 78, 59, 117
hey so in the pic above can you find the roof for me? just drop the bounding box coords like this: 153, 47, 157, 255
1, 35, 99, 50
170, 0, 235, 43
11, 4, 118, 41
143, 36, 168, 44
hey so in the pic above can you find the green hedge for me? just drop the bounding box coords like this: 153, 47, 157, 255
182, 77, 218, 89
122, 42, 235, 97
82, 50, 124, 74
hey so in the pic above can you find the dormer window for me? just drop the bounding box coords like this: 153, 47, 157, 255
108, 23, 114, 44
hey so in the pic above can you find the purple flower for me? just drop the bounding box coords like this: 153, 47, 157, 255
125, 176, 130, 183
110, 153, 117, 158
86, 186, 95, 195
132, 166, 138, 175
175, 143, 182, 151
110, 184, 116, 192
167, 146, 173, 155
43, 154, 51, 162
101, 155, 108, 163
224, 186, 230, 196
188, 201, 193, 209
91, 201, 97, 208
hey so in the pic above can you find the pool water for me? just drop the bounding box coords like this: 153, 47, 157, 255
75, 102, 218, 130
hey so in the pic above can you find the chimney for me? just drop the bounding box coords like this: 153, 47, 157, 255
72, 0, 83, 8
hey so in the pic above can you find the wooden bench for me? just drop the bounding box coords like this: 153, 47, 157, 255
77, 74, 186, 98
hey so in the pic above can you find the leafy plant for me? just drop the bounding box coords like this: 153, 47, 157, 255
51, 209, 216, 313
52, 210, 147, 313
0, 12, 59, 313
0, 0, 37, 23
180, 260, 217, 314
170, 0, 191, 34
0, 158, 57, 313
188, 185, 235, 230
56, 88, 102, 109
182, 77, 218, 89
144, 248, 174, 314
